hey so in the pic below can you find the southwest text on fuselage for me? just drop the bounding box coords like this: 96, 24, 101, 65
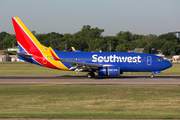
92, 54, 141, 63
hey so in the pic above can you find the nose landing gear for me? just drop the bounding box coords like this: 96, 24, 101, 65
151, 71, 161, 78
151, 74, 154, 78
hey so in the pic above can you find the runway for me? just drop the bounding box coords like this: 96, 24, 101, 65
0, 75, 180, 86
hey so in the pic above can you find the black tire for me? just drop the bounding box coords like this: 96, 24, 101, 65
151, 74, 154, 78
87, 73, 92, 78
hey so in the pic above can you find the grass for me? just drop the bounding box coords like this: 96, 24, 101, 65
0, 62, 86, 75
0, 62, 180, 118
0, 62, 180, 75
0, 86, 180, 118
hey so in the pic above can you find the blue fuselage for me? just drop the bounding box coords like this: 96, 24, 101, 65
54, 49, 172, 72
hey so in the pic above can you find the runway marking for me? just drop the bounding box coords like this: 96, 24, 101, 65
29, 83, 70, 86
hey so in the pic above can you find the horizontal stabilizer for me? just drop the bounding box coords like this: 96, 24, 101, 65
6, 51, 32, 57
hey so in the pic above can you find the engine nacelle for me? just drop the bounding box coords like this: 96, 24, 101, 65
98, 66, 120, 76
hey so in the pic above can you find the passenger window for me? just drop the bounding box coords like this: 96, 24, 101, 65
133, 59, 137, 62
141, 59, 144, 61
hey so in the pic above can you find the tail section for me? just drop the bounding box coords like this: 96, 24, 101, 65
12, 17, 45, 55
12, 17, 69, 70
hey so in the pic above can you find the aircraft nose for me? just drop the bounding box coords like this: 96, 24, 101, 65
164, 61, 172, 69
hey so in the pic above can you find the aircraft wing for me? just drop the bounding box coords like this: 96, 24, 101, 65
49, 47, 111, 72
60, 60, 103, 69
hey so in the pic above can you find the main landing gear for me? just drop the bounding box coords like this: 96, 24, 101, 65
87, 72, 95, 78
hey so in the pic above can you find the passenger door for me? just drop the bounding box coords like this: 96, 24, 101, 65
147, 56, 152, 65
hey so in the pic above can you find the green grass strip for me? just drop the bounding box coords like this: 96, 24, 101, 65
0, 86, 180, 118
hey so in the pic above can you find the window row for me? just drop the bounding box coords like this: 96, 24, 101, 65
59, 58, 146, 62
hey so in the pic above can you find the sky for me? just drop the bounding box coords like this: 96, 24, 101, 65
0, 0, 180, 36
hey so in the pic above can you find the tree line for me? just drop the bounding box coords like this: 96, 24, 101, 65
0, 25, 180, 56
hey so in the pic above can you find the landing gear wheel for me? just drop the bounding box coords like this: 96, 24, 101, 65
151, 74, 154, 78
87, 73, 92, 78
87, 72, 95, 78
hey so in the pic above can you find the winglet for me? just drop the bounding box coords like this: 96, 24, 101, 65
71, 47, 75, 51
49, 47, 62, 61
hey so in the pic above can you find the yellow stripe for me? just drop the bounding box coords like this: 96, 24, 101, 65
15, 17, 69, 70
48, 47, 70, 70
45, 47, 70, 70
29, 83, 70, 86
49, 47, 59, 59
15, 17, 42, 49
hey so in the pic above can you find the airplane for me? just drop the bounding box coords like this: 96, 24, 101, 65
11, 17, 172, 78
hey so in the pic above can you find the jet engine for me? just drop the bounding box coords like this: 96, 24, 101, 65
98, 66, 120, 76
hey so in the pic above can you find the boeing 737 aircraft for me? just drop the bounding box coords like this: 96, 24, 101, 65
12, 17, 172, 78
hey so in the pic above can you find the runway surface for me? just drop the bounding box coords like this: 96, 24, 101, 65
0, 75, 180, 86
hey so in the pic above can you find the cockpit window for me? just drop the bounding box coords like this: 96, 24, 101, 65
157, 58, 163, 61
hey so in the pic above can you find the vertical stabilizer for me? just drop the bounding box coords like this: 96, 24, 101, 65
12, 17, 69, 70
12, 17, 45, 55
